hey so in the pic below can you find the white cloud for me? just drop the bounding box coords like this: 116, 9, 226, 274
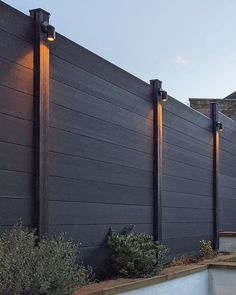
175, 55, 189, 65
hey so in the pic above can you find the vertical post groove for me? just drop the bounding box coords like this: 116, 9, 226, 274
30, 9, 50, 238
150, 79, 163, 242
211, 102, 219, 250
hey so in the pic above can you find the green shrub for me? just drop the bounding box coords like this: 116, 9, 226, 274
0, 225, 35, 295
199, 240, 215, 259
107, 229, 168, 278
0, 224, 92, 295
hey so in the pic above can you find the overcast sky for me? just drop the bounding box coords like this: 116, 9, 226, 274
4, 0, 236, 104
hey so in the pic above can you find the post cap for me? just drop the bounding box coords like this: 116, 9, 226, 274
29, 8, 50, 16
150, 79, 162, 89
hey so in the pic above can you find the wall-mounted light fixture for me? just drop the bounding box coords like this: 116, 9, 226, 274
216, 121, 223, 132
41, 21, 56, 41
159, 90, 168, 102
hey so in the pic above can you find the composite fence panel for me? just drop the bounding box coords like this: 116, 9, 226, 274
49, 34, 154, 276
0, 1, 34, 229
162, 97, 213, 256
2, 0, 236, 279
219, 113, 236, 231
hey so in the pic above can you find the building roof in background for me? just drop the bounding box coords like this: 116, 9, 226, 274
224, 91, 236, 99
189, 91, 236, 101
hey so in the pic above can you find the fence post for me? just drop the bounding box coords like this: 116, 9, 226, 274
150, 79, 163, 242
210, 102, 219, 250
30, 9, 51, 238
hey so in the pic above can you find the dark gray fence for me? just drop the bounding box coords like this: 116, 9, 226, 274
0, 2, 34, 230
162, 97, 213, 255
48, 34, 153, 275
219, 113, 236, 231
0, 0, 236, 277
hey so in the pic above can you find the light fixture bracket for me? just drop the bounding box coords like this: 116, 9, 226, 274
41, 21, 56, 41
216, 121, 223, 132
159, 89, 168, 102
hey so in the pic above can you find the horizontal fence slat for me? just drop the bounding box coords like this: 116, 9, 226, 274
50, 55, 152, 118
0, 85, 33, 120
0, 113, 33, 146
50, 79, 152, 136
48, 201, 153, 225
0, 56, 33, 95
0, 197, 32, 225
0, 170, 32, 199
0, 1, 33, 43
50, 103, 152, 154
49, 176, 152, 206
49, 152, 153, 188
50, 34, 151, 101
49, 127, 152, 171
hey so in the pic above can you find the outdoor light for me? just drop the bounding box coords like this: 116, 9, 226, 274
41, 21, 56, 41
216, 121, 223, 132
159, 90, 168, 102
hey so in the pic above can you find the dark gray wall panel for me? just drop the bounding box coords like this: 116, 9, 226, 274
164, 143, 212, 171
163, 222, 212, 239
163, 110, 211, 145
163, 175, 212, 196
162, 207, 212, 223
0, 142, 32, 172
48, 201, 153, 225
162, 191, 212, 209
0, 112, 33, 146
0, 1, 33, 43
0, 57, 33, 95
49, 35, 153, 275
49, 152, 152, 188
0, 85, 33, 120
163, 158, 211, 183
219, 113, 236, 232
0, 170, 32, 199
48, 176, 152, 206
50, 55, 152, 118
164, 126, 212, 158
2, 0, 236, 277
162, 98, 213, 256
50, 34, 151, 101
0, 2, 33, 228
49, 127, 152, 171
50, 103, 152, 154
164, 96, 210, 129
0, 29, 33, 69
50, 80, 152, 137
0, 197, 32, 225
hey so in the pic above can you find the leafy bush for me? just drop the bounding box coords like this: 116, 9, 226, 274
107, 229, 168, 278
0, 225, 35, 295
199, 240, 215, 259
0, 224, 92, 295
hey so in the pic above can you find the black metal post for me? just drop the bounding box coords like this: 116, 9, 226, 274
150, 79, 163, 242
30, 8, 50, 238
211, 102, 219, 250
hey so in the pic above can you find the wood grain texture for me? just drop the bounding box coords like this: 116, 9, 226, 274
0, 3, 34, 229
0, 1, 33, 43
50, 56, 152, 118
50, 34, 151, 101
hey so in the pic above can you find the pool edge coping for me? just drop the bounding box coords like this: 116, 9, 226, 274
75, 253, 236, 295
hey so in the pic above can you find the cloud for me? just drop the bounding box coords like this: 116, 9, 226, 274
175, 55, 188, 65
